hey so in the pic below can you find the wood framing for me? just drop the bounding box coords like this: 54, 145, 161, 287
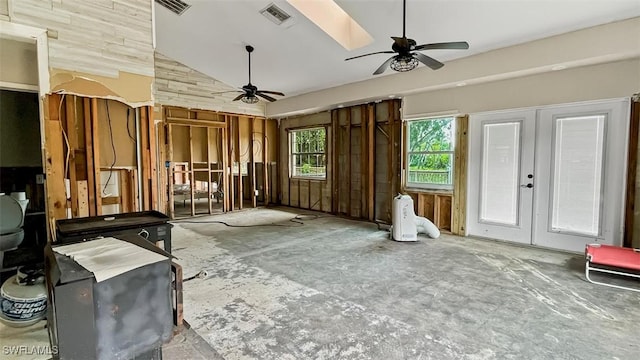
452, 115, 469, 235
90, 98, 102, 215
367, 104, 375, 221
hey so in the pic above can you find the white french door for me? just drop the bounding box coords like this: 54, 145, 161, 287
467, 99, 630, 252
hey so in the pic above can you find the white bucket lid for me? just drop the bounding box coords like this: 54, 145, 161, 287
0, 195, 23, 233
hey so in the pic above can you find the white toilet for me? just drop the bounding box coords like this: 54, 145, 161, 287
0, 194, 28, 269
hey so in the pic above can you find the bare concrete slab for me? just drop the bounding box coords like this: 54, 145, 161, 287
168, 207, 640, 360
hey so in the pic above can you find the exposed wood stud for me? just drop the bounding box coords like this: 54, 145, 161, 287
83, 98, 96, 217
250, 118, 257, 208
77, 180, 89, 217
624, 99, 640, 247
346, 108, 351, 216
263, 118, 269, 205
140, 106, 151, 211
90, 98, 102, 215
222, 122, 230, 212
189, 126, 195, 216
167, 123, 175, 219
148, 107, 159, 211
64, 95, 79, 218
119, 170, 131, 213
236, 117, 243, 210
360, 105, 367, 217
207, 127, 213, 214
45, 94, 67, 231
228, 115, 235, 211
331, 110, 339, 213
367, 104, 375, 221
452, 115, 469, 235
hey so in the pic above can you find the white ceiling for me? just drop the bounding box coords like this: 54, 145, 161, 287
155, 0, 640, 98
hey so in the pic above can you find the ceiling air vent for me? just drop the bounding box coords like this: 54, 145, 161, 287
155, 0, 191, 16
260, 3, 291, 25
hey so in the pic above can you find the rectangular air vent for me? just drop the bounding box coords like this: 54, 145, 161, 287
260, 3, 291, 25
155, 0, 191, 16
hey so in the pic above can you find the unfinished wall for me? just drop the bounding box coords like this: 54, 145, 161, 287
10, 0, 155, 104
162, 106, 277, 218
279, 100, 402, 222
154, 52, 265, 117
0, 38, 38, 88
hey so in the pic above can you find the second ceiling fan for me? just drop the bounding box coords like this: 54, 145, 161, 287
345, 0, 469, 75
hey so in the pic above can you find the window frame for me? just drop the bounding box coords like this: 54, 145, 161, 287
405, 116, 456, 191
289, 126, 328, 180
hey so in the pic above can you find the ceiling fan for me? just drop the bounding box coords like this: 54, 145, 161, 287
345, 0, 469, 75
230, 45, 285, 104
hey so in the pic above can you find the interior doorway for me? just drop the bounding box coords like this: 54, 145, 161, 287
467, 98, 630, 252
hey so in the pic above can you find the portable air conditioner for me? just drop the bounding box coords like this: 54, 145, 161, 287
391, 194, 440, 241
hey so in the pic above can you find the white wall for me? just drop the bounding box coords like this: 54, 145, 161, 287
154, 52, 264, 116
403, 58, 640, 117
267, 17, 640, 118
7, 0, 155, 104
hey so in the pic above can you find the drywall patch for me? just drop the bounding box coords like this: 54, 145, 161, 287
50, 68, 153, 108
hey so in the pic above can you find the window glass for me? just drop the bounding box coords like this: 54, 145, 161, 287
290, 128, 327, 179
406, 117, 455, 189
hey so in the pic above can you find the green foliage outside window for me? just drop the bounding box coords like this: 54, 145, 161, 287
407, 117, 455, 187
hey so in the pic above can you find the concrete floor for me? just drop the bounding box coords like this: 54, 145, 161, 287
168, 207, 640, 360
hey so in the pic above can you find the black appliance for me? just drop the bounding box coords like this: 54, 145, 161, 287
45, 234, 173, 360
55, 211, 172, 253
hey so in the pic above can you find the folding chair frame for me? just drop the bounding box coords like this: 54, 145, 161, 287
585, 255, 640, 293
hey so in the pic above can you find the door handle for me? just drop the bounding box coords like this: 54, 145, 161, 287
520, 183, 533, 188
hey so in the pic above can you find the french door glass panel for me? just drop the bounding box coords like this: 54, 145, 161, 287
480, 122, 521, 226
551, 115, 605, 236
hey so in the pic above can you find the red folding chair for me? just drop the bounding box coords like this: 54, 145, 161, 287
585, 244, 640, 293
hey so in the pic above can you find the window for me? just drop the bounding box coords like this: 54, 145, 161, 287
290, 127, 327, 179
406, 116, 455, 189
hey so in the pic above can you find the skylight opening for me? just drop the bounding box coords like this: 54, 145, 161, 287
286, 0, 373, 51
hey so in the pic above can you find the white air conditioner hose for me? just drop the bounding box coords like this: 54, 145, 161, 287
415, 216, 440, 238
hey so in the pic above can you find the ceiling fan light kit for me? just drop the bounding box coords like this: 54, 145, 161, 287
241, 96, 259, 104
344, 0, 469, 75
390, 55, 419, 72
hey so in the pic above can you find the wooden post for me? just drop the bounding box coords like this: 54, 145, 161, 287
346, 108, 351, 216
44, 94, 67, 231
64, 95, 79, 218
167, 123, 175, 219
83, 98, 96, 216
140, 106, 151, 211
452, 115, 469, 235
207, 127, 213, 214
188, 126, 195, 216
119, 170, 131, 213
148, 107, 159, 211
228, 116, 235, 211
90, 98, 102, 215
331, 110, 339, 213
250, 118, 257, 208
263, 118, 269, 205
360, 105, 367, 218
222, 120, 230, 212
77, 180, 89, 217
367, 104, 375, 221
236, 117, 243, 210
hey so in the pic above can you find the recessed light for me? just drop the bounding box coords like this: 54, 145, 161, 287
551, 65, 566, 71
388, 94, 396, 98
456, 82, 467, 87
337, 104, 344, 108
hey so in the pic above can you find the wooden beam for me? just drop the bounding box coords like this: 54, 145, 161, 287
206, 127, 213, 214
367, 104, 375, 221
148, 107, 159, 212
331, 110, 339, 213
263, 118, 269, 205
83, 98, 96, 217
44, 94, 67, 230
101, 196, 121, 206
90, 98, 102, 215
77, 180, 89, 217
452, 115, 469, 236
119, 170, 131, 213
360, 105, 367, 218
228, 116, 235, 211
250, 118, 257, 208
236, 117, 243, 210
222, 122, 230, 212
189, 126, 195, 216
167, 123, 175, 218
140, 106, 151, 211
387, 101, 395, 221
64, 95, 79, 218
346, 108, 351, 216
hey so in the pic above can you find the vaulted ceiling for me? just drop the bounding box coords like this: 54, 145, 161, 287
155, 0, 640, 99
